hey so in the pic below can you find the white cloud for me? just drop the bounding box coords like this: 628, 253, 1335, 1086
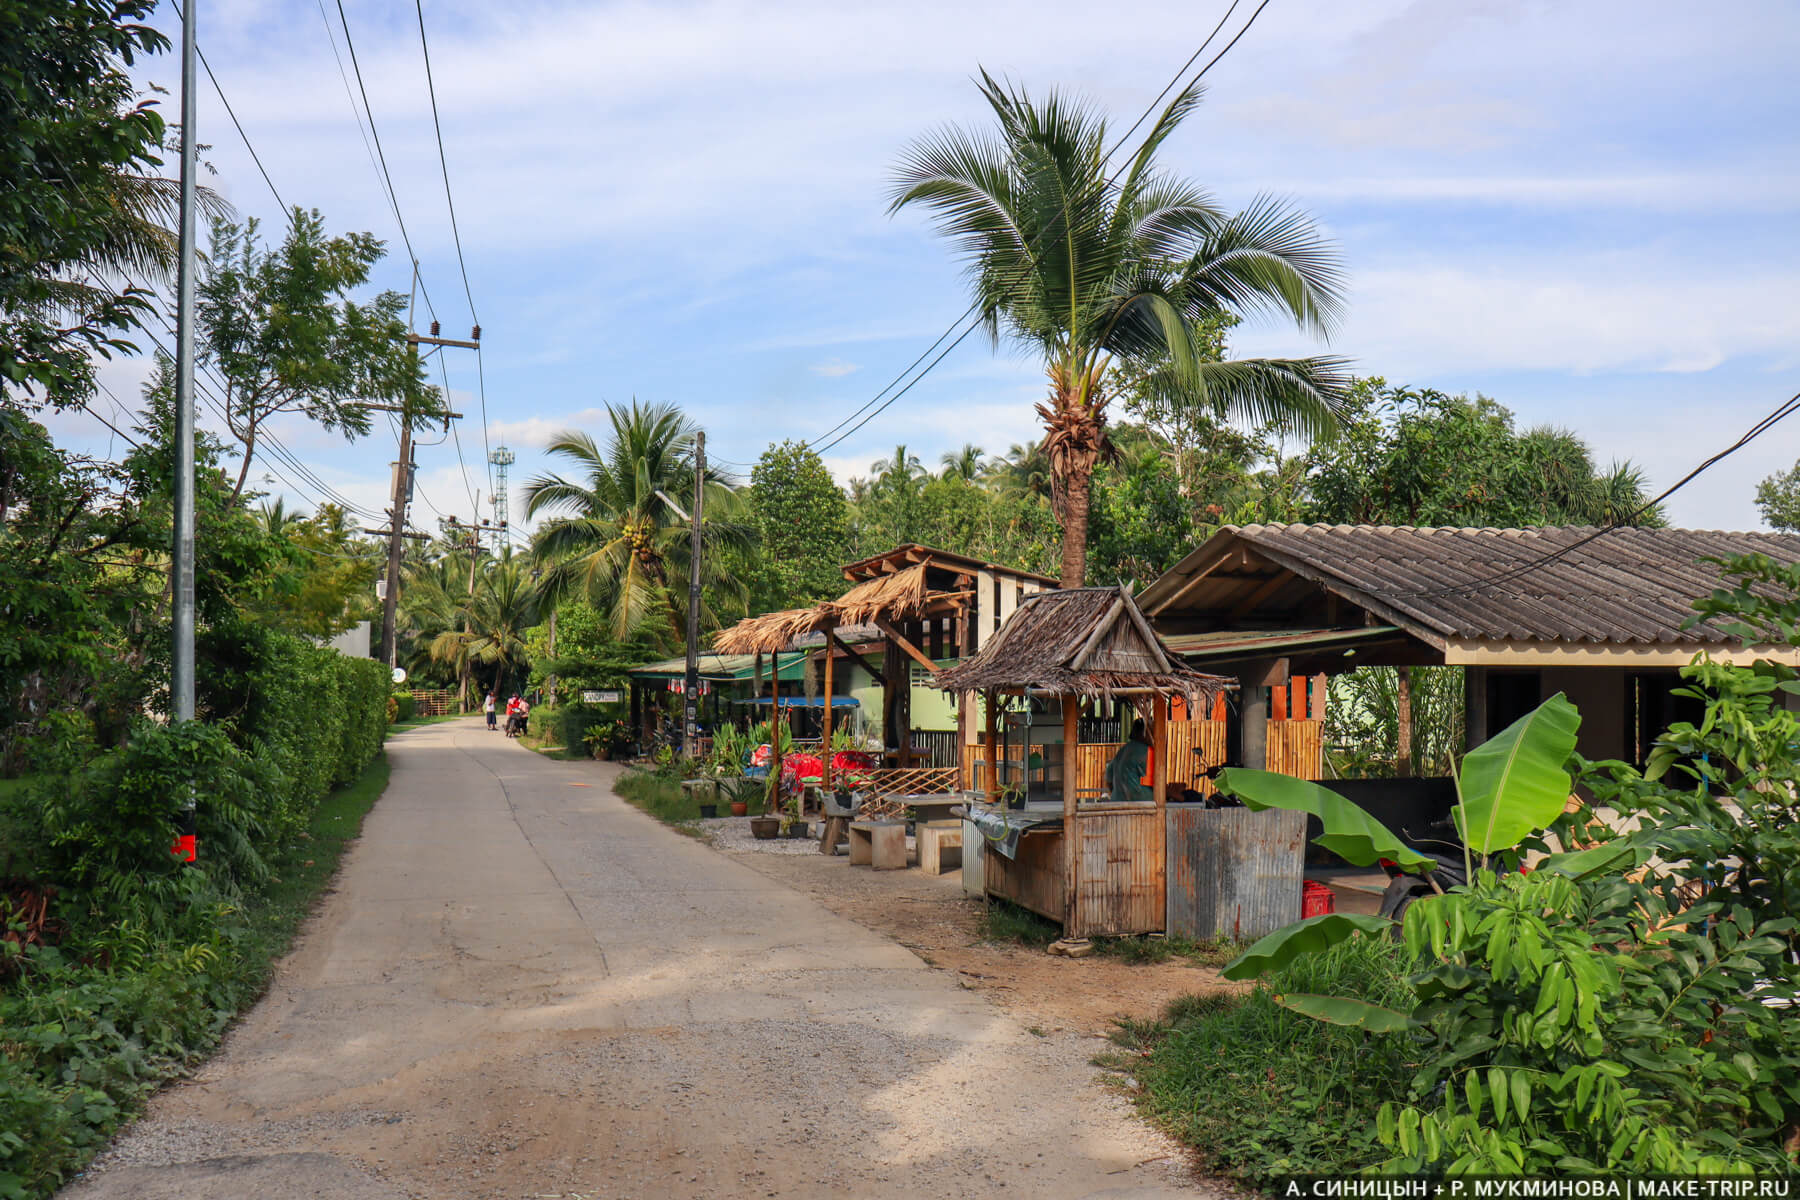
484, 408, 612, 449
809, 359, 860, 378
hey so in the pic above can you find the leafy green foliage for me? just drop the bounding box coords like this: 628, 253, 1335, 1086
1326, 665, 1466, 779
0, 1, 167, 408
1378, 873, 1798, 1173
1304, 379, 1662, 528
1222, 912, 1400, 981
1754, 462, 1800, 532
1213, 769, 1432, 869
199, 210, 438, 506
1454, 691, 1581, 858
747, 441, 851, 608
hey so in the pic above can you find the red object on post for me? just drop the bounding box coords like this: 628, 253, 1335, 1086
1301, 880, 1335, 918
170, 833, 196, 863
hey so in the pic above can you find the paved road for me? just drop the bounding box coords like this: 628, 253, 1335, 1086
65, 719, 1200, 1199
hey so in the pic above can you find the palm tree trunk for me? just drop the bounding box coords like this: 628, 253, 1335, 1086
1395, 667, 1414, 778
1059, 464, 1092, 587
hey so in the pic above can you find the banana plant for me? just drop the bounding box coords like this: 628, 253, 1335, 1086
1217, 693, 1584, 1002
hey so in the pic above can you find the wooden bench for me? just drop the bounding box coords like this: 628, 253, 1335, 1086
848, 820, 906, 870
917, 820, 962, 876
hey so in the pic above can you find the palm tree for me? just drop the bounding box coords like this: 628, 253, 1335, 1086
869, 444, 925, 490
429, 551, 540, 699
891, 72, 1350, 585
522, 401, 750, 643
939, 443, 987, 482
994, 440, 1053, 504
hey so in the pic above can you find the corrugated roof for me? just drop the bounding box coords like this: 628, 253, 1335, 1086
1163, 625, 1403, 659
1142, 524, 1800, 646
627, 652, 809, 682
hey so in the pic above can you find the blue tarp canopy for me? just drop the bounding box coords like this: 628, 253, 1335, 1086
737, 697, 859, 708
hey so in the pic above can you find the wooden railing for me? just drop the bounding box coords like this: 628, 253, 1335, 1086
854, 765, 960, 821
411, 688, 458, 716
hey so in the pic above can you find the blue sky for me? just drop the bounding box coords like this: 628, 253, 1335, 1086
50, 0, 1800, 541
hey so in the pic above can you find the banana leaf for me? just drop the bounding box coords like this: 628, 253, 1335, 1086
1222, 910, 1395, 980
1275, 991, 1413, 1033
1455, 692, 1581, 856
1213, 768, 1432, 869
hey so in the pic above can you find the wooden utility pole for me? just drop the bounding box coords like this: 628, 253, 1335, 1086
375, 327, 476, 668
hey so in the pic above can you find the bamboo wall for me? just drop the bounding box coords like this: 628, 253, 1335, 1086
1073, 808, 1164, 935
984, 828, 1066, 921
961, 718, 1323, 795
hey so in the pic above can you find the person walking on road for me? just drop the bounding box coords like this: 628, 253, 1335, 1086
484, 691, 498, 731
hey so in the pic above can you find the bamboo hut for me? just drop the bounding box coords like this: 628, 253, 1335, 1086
711, 550, 1045, 794
935, 587, 1279, 940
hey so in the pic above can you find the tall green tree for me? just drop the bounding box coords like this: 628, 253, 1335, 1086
199, 208, 437, 506
747, 440, 850, 608
1, 1, 167, 408
429, 551, 540, 699
523, 401, 750, 644
1304, 380, 1662, 528
1755, 462, 1800, 532
890, 71, 1350, 585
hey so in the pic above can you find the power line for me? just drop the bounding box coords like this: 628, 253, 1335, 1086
810, 0, 1273, 455
163, 1, 288, 215
332, 0, 438, 323
414, 0, 479, 324
1399, 389, 1800, 600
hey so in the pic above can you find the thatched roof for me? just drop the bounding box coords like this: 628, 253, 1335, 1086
935, 586, 1231, 702
712, 563, 970, 655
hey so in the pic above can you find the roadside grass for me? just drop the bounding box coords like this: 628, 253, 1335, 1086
1103, 936, 1414, 1182
612, 769, 772, 836
976, 898, 1240, 966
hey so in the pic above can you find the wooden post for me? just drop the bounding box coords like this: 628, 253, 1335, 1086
1062, 695, 1080, 939
821, 623, 835, 790
983, 689, 999, 798
1153, 692, 1169, 935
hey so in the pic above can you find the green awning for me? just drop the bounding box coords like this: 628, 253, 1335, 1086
627, 652, 808, 683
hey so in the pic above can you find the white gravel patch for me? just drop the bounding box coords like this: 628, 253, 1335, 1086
698, 814, 920, 858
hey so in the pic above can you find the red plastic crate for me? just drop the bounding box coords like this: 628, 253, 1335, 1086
1301, 880, 1335, 918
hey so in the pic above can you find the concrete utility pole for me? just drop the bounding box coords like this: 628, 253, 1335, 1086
170, 0, 199, 862
684, 431, 705, 753
374, 326, 476, 667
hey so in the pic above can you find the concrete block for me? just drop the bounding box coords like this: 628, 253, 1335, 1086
868, 822, 907, 871
918, 820, 963, 876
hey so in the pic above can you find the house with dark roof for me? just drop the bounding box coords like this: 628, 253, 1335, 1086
1138, 524, 1800, 777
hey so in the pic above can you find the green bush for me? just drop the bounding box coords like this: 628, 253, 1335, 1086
1130, 937, 1414, 1179
391, 691, 416, 722
555, 702, 598, 754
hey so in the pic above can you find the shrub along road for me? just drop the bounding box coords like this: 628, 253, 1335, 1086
63, 719, 1208, 1199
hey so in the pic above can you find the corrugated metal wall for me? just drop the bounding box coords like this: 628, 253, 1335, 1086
1166, 807, 1305, 941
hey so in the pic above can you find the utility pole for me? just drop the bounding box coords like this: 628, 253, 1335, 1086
374, 325, 476, 667
170, 0, 199, 863
684, 431, 705, 753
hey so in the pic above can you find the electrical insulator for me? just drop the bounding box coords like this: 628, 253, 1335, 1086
471, 325, 481, 342
430, 320, 441, 337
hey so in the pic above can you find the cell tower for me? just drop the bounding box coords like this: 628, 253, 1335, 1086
488, 445, 514, 551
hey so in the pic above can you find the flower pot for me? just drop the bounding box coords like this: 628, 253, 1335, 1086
749, 815, 780, 840
698, 804, 718, 820
730, 801, 749, 817
783, 823, 811, 840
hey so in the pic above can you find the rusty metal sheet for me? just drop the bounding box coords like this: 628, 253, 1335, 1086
1166, 807, 1305, 941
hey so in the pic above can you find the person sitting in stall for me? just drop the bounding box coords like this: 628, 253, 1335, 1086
1103, 719, 1155, 804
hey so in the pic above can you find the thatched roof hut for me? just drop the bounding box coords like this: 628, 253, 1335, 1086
712, 562, 970, 655
935, 586, 1230, 704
